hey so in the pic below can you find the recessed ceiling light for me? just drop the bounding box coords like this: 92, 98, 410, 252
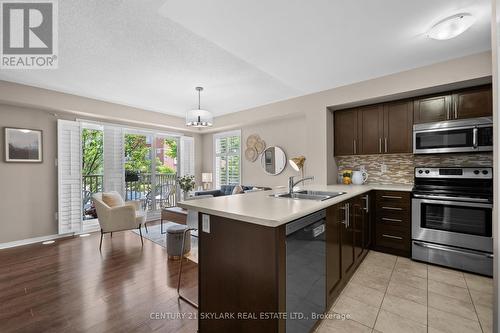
428, 13, 475, 40
79, 233, 91, 237
42, 240, 55, 245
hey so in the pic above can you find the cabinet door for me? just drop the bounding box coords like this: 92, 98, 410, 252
341, 202, 355, 276
326, 204, 342, 306
351, 196, 364, 261
453, 85, 492, 119
358, 105, 384, 155
334, 109, 358, 156
384, 100, 413, 153
413, 94, 451, 124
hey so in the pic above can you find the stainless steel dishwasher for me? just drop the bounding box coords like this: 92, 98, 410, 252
286, 209, 326, 333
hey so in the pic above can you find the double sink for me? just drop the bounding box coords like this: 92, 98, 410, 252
271, 190, 345, 201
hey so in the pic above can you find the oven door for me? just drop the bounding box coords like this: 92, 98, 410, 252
412, 197, 492, 252
413, 126, 475, 154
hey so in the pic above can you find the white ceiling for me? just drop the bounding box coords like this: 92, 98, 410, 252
0, 0, 491, 117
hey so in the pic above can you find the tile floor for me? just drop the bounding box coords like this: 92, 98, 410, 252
317, 251, 493, 333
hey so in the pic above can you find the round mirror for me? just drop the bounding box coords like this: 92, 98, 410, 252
261, 146, 287, 175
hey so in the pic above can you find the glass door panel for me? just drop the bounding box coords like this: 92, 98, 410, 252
415, 128, 473, 150
153, 136, 178, 209
124, 133, 154, 212
81, 127, 103, 223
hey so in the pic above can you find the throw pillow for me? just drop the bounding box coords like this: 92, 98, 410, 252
232, 185, 244, 195
102, 192, 124, 207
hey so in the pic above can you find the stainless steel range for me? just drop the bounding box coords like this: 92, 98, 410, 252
411, 167, 493, 276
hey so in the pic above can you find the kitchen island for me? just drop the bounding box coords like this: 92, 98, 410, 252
178, 184, 412, 333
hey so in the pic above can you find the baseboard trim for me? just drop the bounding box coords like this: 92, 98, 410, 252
0, 233, 75, 250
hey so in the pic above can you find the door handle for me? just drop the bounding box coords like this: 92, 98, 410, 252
340, 204, 349, 228
362, 195, 369, 213
353, 139, 357, 155
379, 138, 382, 153
473, 127, 478, 148
384, 138, 388, 153
414, 241, 494, 258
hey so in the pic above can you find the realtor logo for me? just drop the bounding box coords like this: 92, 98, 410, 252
1, 0, 58, 69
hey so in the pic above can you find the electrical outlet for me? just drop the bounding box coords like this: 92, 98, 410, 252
359, 165, 366, 172
381, 164, 388, 173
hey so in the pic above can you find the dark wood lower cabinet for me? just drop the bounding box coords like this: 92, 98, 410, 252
198, 214, 286, 333
326, 194, 371, 308
198, 192, 379, 332
372, 190, 411, 257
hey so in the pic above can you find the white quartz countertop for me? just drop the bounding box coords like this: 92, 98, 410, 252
177, 184, 413, 227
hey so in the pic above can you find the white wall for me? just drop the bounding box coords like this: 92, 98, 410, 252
0, 103, 202, 244
203, 114, 307, 187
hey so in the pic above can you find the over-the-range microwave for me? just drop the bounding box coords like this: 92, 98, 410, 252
413, 117, 493, 154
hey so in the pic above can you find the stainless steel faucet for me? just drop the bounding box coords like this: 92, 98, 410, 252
288, 176, 314, 194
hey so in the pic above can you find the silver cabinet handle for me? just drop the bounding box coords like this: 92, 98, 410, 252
362, 195, 369, 213
414, 241, 493, 258
454, 98, 458, 119
381, 217, 402, 222
382, 234, 403, 240
381, 195, 402, 199
353, 139, 357, 155
382, 206, 403, 211
473, 127, 478, 148
384, 138, 388, 153
379, 138, 382, 153
340, 204, 349, 228
346, 203, 350, 228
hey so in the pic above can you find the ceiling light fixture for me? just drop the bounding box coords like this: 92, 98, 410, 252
186, 87, 213, 128
428, 13, 475, 40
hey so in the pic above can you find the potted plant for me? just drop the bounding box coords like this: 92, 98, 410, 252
178, 175, 196, 200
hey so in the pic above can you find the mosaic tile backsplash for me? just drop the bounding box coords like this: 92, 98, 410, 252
335, 153, 493, 185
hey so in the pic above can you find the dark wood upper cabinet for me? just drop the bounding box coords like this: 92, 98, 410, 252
453, 85, 492, 119
383, 100, 413, 154
413, 94, 451, 124
334, 108, 358, 156
333, 85, 491, 156
358, 105, 384, 154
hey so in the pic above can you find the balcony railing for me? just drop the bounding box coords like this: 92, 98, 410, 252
82, 173, 177, 220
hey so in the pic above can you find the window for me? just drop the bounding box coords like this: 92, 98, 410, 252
214, 130, 241, 188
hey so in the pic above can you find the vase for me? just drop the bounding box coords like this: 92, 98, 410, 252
183, 191, 189, 200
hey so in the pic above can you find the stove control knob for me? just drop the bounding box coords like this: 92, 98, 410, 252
418, 170, 423, 174
482, 170, 489, 175
424, 170, 430, 174
474, 170, 480, 175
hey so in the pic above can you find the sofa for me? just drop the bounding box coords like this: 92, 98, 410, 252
194, 184, 270, 197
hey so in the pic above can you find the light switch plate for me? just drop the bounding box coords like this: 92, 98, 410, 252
202, 214, 210, 233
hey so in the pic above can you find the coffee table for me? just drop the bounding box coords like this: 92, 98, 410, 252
161, 207, 188, 234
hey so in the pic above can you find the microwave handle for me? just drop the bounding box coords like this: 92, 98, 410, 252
473, 127, 478, 148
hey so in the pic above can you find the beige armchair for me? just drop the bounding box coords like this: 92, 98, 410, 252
92, 191, 147, 250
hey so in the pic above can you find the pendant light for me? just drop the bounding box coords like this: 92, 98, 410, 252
186, 87, 213, 127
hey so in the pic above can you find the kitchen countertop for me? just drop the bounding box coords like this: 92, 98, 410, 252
178, 183, 413, 227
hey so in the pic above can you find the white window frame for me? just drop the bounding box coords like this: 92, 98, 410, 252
213, 129, 241, 188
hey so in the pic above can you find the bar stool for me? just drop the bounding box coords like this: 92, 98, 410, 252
177, 227, 198, 308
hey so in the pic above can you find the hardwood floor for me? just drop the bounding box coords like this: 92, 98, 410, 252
0, 226, 198, 333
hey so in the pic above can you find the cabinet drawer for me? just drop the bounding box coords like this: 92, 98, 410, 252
376, 214, 410, 228
376, 191, 410, 208
375, 227, 410, 252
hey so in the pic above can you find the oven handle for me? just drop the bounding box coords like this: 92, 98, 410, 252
414, 241, 494, 259
413, 194, 491, 203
